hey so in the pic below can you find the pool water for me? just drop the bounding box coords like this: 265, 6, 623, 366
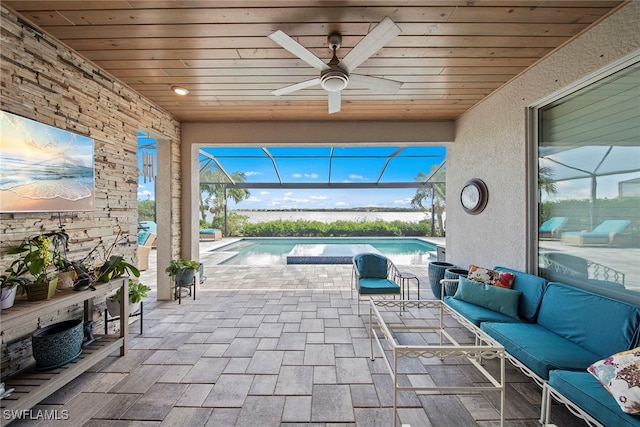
212, 238, 436, 265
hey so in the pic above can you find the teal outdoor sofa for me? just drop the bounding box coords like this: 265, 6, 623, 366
441, 268, 640, 426
544, 370, 640, 427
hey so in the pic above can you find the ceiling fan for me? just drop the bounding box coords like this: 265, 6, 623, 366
268, 17, 403, 114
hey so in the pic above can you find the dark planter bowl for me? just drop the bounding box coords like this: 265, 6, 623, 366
444, 268, 469, 296
175, 268, 196, 287
32, 319, 83, 370
427, 262, 455, 299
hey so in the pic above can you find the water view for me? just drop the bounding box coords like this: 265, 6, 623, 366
212, 237, 436, 265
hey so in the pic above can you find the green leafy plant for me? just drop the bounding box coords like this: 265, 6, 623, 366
7, 231, 68, 285
95, 255, 140, 283
0, 267, 30, 292
111, 279, 150, 304
165, 258, 200, 276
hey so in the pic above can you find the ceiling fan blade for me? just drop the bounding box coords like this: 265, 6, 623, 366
349, 74, 402, 94
272, 78, 321, 96
268, 30, 329, 72
328, 91, 341, 114
340, 17, 401, 73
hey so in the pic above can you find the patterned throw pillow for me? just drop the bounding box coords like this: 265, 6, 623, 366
467, 265, 515, 289
587, 347, 640, 414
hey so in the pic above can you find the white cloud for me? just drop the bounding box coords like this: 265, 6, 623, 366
335, 201, 347, 207
259, 191, 270, 195
349, 174, 366, 180
394, 198, 412, 205
246, 196, 262, 203
310, 195, 328, 200
137, 189, 153, 200
292, 172, 319, 179
284, 192, 293, 196
245, 171, 262, 176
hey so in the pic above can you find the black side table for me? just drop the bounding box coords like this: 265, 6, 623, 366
396, 272, 420, 300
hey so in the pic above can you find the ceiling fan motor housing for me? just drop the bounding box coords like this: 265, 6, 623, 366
321, 32, 348, 92
320, 68, 348, 92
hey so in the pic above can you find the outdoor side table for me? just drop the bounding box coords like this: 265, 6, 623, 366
396, 272, 420, 299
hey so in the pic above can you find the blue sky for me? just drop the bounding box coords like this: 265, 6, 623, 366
138, 140, 446, 209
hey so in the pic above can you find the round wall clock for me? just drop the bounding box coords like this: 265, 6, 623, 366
460, 178, 488, 214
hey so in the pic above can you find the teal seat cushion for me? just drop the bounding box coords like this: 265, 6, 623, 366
200, 228, 220, 234
137, 231, 151, 245
537, 283, 640, 359
494, 266, 547, 322
549, 370, 640, 427
453, 277, 522, 319
444, 296, 525, 326
480, 322, 601, 380
358, 278, 400, 295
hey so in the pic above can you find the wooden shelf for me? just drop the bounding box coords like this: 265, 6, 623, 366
0, 278, 129, 422
0, 279, 126, 331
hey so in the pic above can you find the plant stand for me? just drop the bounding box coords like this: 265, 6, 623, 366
173, 267, 198, 304
0, 279, 128, 423
105, 302, 143, 335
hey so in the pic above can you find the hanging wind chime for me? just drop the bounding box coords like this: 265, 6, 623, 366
141, 152, 155, 183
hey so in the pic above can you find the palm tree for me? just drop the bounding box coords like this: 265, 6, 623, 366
199, 167, 250, 223
411, 166, 446, 236
538, 166, 557, 196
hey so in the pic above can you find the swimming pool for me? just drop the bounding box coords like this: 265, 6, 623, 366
211, 237, 436, 265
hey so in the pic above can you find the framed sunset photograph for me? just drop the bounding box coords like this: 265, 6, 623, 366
0, 111, 95, 212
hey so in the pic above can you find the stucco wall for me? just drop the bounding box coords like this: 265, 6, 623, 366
447, 2, 640, 270
0, 7, 181, 377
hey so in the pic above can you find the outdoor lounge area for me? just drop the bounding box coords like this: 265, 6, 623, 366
5, 243, 601, 426
1, 2, 639, 426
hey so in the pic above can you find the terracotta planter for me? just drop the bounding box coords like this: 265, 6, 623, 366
26, 277, 58, 301
427, 262, 455, 299
32, 319, 83, 370
0, 286, 18, 310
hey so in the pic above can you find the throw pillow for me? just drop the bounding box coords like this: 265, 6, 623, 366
453, 277, 521, 318
468, 265, 515, 289
587, 347, 640, 415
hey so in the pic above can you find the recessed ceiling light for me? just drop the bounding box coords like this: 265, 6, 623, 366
171, 86, 189, 95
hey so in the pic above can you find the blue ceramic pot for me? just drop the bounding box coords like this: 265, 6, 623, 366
428, 262, 455, 299
32, 319, 83, 370
444, 268, 469, 296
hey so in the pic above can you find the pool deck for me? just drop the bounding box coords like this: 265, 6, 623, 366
21, 237, 590, 427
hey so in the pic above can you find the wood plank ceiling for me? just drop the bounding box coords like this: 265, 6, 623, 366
4, 1, 625, 122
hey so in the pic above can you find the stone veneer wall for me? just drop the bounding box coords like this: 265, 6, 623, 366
0, 7, 181, 377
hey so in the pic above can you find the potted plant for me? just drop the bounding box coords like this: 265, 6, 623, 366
95, 255, 140, 283
106, 279, 150, 317
165, 258, 200, 286
7, 234, 62, 301
0, 269, 29, 310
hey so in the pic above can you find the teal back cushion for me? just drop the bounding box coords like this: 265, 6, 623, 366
537, 283, 640, 358
494, 266, 547, 321
355, 253, 388, 279
453, 277, 522, 319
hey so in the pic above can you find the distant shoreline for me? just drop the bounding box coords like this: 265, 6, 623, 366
234, 208, 425, 212
212, 209, 430, 224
